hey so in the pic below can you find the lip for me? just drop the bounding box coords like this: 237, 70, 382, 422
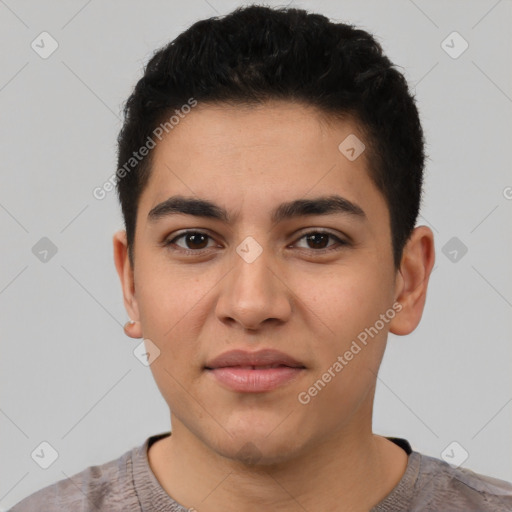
205, 349, 305, 369
204, 349, 306, 393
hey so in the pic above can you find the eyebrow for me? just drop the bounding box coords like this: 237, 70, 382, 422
147, 194, 366, 224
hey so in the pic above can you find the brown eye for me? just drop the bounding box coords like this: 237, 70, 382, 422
166, 231, 215, 251
305, 233, 330, 249
294, 231, 346, 251
184, 233, 209, 249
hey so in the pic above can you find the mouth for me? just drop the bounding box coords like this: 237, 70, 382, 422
206, 364, 301, 370
204, 349, 306, 393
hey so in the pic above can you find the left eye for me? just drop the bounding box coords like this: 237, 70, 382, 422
294, 231, 345, 250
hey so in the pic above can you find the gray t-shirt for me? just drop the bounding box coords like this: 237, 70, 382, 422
9, 432, 512, 511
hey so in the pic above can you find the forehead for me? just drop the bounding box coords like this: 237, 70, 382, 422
151, 101, 362, 164
139, 101, 386, 224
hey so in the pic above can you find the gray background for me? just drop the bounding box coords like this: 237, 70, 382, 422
1, 0, 511, 509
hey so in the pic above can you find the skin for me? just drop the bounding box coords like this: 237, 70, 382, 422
113, 101, 435, 512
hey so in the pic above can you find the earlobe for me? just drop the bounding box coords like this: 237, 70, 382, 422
123, 319, 142, 339
113, 230, 143, 338
389, 226, 435, 336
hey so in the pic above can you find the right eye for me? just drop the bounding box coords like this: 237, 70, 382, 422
164, 230, 219, 254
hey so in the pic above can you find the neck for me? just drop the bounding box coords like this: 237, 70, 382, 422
148, 420, 408, 512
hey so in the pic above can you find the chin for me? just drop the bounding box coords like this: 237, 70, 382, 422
211, 428, 305, 468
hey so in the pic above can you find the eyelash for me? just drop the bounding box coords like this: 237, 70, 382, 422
163, 230, 348, 256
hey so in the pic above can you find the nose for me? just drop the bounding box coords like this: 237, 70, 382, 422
215, 243, 293, 331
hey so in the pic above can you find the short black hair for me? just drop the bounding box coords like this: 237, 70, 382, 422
116, 4, 425, 268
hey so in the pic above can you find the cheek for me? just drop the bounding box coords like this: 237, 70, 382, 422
297, 263, 392, 347
137, 271, 207, 412
293, 265, 392, 399
135, 266, 213, 388
136, 262, 206, 333
294, 280, 389, 428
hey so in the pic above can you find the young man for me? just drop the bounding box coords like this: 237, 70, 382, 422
11, 4, 512, 512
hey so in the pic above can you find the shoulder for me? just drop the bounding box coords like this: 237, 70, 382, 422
411, 452, 512, 511
9, 445, 139, 512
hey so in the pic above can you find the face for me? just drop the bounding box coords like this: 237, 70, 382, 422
120, 101, 405, 465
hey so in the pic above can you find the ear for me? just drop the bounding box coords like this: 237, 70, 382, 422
389, 226, 435, 336
113, 230, 142, 338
